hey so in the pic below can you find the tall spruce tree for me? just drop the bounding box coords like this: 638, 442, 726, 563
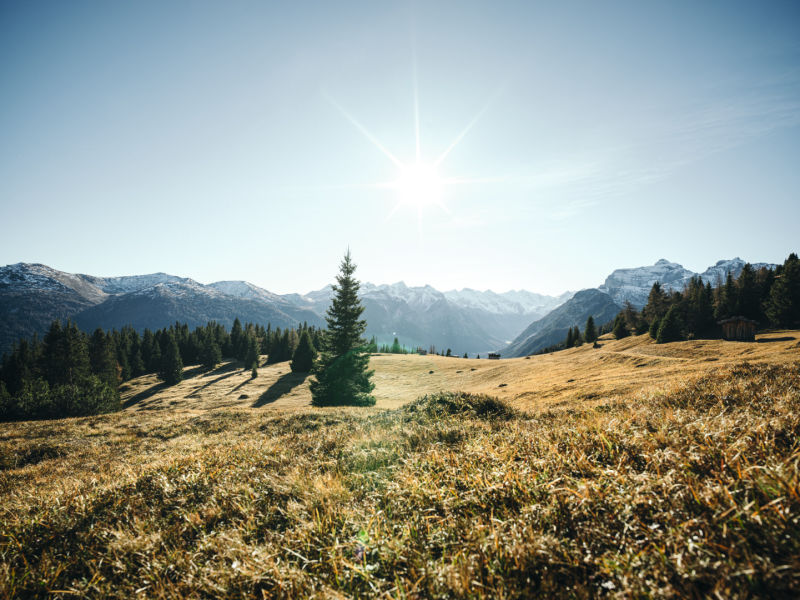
656, 305, 683, 343
612, 313, 629, 339
200, 335, 222, 371
766, 253, 800, 328
584, 316, 597, 344
89, 329, 119, 392
310, 250, 375, 406
291, 330, 317, 373
244, 334, 260, 371
159, 332, 183, 385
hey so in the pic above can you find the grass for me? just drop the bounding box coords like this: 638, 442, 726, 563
1, 333, 799, 597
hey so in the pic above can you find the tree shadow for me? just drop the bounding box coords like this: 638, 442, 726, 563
228, 376, 254, 396
253, 372, 309, 407
756, 336, 796, 343
123, 382, 168, 408
185, 369, 239, 398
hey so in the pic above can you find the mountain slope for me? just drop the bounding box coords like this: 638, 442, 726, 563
503, 289, 621, 357
0, 264, 566, 356
0, 263, 109, 352
284, 281, 570, 354
73, 281, 323, 333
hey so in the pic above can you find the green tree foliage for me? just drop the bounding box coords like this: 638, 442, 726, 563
643, 282, 669, 325
584, 316, 597, 344
310, 251, 375, 407
230, 318, 245, 361
243, 334, 260, 371
43, 321, 90, 387
656, 305, 683, 343
88, 329, 119, 392
564, 327, 574, 348
572, 326, 583, 347
200, 334, 222, 371
159, 333, 183, 385
612, 313, 629, 339
715, 273, 738, 320
291, 330, 317, 373
766, 253, 800, 328
648, 317, 661, 339
736, 264, 760, 320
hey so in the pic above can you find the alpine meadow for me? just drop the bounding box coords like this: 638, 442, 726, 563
2, 2, 800, 599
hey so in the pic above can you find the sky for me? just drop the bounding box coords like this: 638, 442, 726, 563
1, 1, 798, 296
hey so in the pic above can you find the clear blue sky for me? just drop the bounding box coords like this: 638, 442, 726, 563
1, 1, 798, 295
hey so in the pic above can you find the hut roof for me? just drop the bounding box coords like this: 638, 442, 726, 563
717, 316, 758, 325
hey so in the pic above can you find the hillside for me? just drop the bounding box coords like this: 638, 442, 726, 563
502, 288, 621, 357
109, 330, 800, 414
1, 331, 798, 597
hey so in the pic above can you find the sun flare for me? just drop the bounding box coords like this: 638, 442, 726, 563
394, 162, 444, 208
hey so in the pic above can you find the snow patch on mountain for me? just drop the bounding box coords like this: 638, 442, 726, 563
209, 280, 285, 303
94, 273, 187, 295
697, 258, 776, 285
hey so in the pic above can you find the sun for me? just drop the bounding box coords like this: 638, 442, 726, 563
394, 162, 444, 209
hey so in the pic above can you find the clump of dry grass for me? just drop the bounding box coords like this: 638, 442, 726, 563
1, 362, 799, 598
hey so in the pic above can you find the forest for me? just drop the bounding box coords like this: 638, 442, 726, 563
0, 319, 323, 421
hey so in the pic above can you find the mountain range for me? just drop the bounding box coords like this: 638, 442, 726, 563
0, 257, 775, 358
0, 263, 569, 356
501, 257, 776, 357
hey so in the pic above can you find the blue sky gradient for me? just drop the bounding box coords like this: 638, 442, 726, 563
1, 1, 798, 294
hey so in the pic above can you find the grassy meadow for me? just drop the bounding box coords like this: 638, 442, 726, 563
1, 332, 799, 598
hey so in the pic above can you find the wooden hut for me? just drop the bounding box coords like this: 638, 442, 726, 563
718, 316, 757, 342
487, 352, 501, 360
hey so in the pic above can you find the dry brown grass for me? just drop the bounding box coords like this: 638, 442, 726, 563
1, 331, 799, 598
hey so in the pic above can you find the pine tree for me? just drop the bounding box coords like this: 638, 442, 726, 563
310, 250, 375, 406
230, 318, 245, 361
643, 282, 668, 326
89, 329, 119, 392
159, 332, 183, 385
565, 327, 575, 348
291, 330, 317, 373
43, 321, 90, 387
572, 326, 583, 346
612, 313, 629, 339
463, 352, 468, 358
244, 334, 260, 371
766, 253, 800, 328
656, 305, 683, 343
584, 316, 597, 344
648, 316, 660, 339
200, 335, 222, 371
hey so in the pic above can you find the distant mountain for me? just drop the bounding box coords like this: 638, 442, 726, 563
503, 256, 778, 357
73, 280, 323, 334
697, 258, 776, 286
2, 257, 774, 358
0, 264, 569, 356
0, 264, 322, 354
599, 257, 778, 309
283, 282, 571, 355
598, 259, 694, 307
503, 289, 621, 357
0, 263, 105, 354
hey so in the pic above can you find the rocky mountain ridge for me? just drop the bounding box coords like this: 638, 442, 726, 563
0, 263, 568, 356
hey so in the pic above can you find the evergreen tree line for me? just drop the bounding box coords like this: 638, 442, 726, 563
0, 318, 324, 421
612, 253, 799, 343
0, 321, 121, 421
